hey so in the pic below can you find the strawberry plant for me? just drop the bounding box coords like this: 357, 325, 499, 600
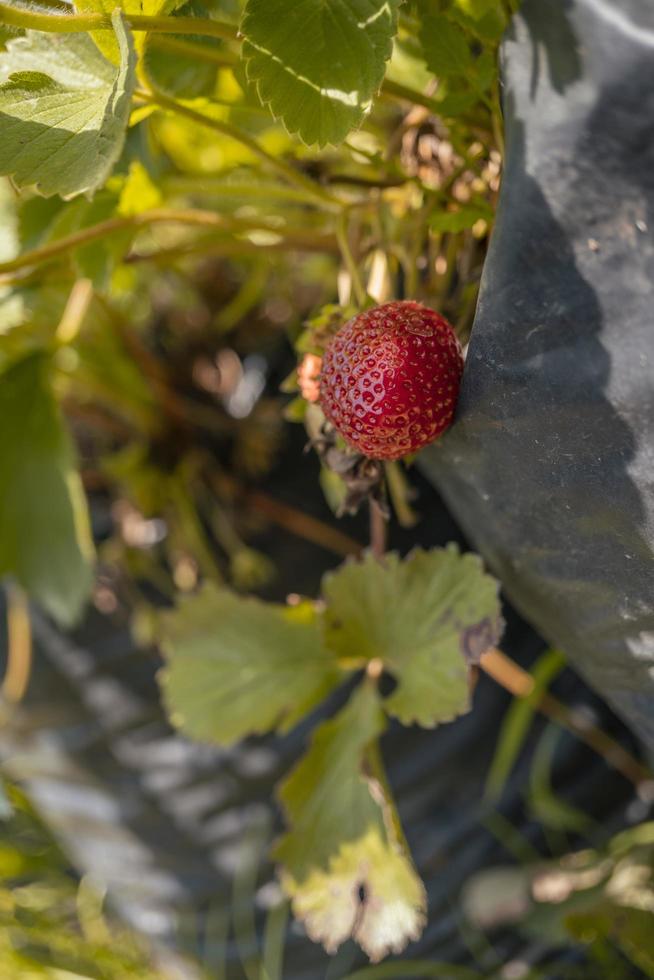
4, 0, 620, 967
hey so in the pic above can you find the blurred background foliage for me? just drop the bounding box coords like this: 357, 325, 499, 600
0, 0, 506, 629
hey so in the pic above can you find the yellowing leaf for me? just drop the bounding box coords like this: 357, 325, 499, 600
159, 585, 342, 746
274, 682, 385, 878
0, 353, 94, 626
75, 0, 182, 63
117, 161, 162, 216
274, 684, 426, 961
323, 547, 503, 727
0, 12, 136, 199
287, 826, 426, 962
241, 0, 401, 147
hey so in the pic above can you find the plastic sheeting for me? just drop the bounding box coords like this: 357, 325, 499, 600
422, 0, 654, 749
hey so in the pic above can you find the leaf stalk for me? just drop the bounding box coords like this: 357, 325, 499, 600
0, 3, 238, 41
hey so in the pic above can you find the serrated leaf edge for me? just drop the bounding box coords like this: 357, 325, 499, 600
239, 2, 399, 148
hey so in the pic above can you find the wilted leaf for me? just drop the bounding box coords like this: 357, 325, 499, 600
241, 0, 400, 146
0, 11, 136, 199
274, 684, 426, 961
323, 547, 503, 727
289, 826, 426, 962
0, 353, 93, 626
159, 585, 342, 745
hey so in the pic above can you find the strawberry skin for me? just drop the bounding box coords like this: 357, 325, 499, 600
319, 300, 464, 461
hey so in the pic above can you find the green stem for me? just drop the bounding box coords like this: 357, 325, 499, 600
2, 583, 32, 705
0, 208, 336, 276
368, 498, 388, 559
384, 460, 418, 528
0, 215, 132, 275
259, 900, 288, 980
169, 473, 223, 584
380, 78, 443, 117
490, 79, 505, 158
365, 736, 410, 854
162, 176, 324, 205
137, 87, 340, 209
55, 277, 94, 346
214, 261, 268, 331
124, 235, 338, 267
147, 34, 239, 68
0, 2, 238, 40
336, 212, 368, 307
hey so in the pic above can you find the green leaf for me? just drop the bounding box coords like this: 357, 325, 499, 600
319, 465, 348, 515
241, 0, 401, 146
452, 0, 500, 21
432, 87, 479, 117
274, 684, 426, 961
448, 2, 507, 41
521, 822, 654, 973
142, 35, 219, 99
470, 47, 497, 93
568, 905, 654, 978
274, 682, 385, 879
142, 26, 223, 100
417, 8, 472, 77
159, 585, 342, 745
0, 353, 93, 626
42, 189, 132, 288
323, 547, 503, 727
282, 395, 308, 422
0, 11, 136, 199
430, 204, 493, 233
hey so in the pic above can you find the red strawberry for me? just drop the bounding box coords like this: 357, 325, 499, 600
319, 300, 463, 461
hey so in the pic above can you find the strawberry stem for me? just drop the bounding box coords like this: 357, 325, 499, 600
384, 460, 418, 528
369, 498, 388, 559
336, 213, 368, 308
480, 648, 652, 789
